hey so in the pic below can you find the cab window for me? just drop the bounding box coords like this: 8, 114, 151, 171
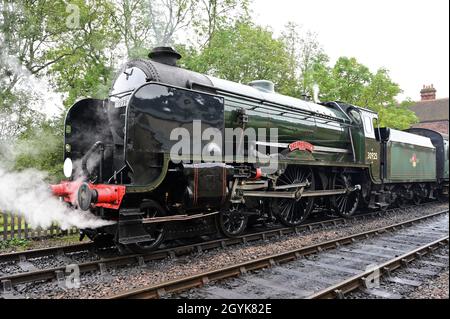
348, 109, 362, 125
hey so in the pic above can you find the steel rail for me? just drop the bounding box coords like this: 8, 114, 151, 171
0, 203, 444, 288
307, 236, 449, 299
107, 209, 449, 299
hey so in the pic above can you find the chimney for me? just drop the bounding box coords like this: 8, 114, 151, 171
420, 84, 436, 101
148, 47, 182, 66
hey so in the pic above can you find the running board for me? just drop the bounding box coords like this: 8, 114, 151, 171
142, 211, 218, 224
242, 185, 361, 200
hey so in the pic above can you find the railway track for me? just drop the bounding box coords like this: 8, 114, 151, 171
0, 213, 354, 290
106, 209, 449, 299
0, 203, 446, 297
308, 238, 449, 299
0, 214, 345, 274
346, 244, 449, 299
0, 202, 439, 266
0, 212, 343, 266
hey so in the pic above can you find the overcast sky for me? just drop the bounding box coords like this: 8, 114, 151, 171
251, 0, 449, 101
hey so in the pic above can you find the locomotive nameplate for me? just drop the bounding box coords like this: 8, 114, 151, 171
289, 141, 314, 153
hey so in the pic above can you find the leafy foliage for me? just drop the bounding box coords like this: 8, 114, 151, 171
179, 21, 297, 94
191, 0, 251, 46
311, 57, 418, 128
13, 116, 65, 182
377, 100, 418, 130
46, 0, 119, 107
0, 0, 119, 176
0, 238, 29, 250
280, 22, 328, 97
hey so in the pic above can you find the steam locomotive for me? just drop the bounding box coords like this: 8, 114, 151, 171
51, 47, 449, 253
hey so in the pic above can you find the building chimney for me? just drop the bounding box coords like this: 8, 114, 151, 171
420, 84, 436, 101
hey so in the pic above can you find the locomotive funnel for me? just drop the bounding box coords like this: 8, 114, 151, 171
148, 47, 182, 66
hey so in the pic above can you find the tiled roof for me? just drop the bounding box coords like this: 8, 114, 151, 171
410, 98, 449, 122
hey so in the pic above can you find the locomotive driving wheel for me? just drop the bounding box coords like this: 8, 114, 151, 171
218, 204, 248, 237
272, 166, 315, 227
331, 173, 360, 217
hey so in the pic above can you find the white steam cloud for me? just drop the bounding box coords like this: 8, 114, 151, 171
0, 39, 112, 230
313, 84, 320, 103
0, 165, 114, 230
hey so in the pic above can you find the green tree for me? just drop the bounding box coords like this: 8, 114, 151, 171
281, 22, 328, 97
179, 21, 296, 94
110, 0, 194, 58
1, 0, 118, 177
321, 57, 372, 103
359, 68, 401, 107
13, 116, 65, 182
110, 0, 251, 59
312, 57, 417, 129
0, 0, 61, 138
192, 0, 250, 46
377, 100, 418, 130
47, 0, 119, 107
0, 84, 39, 139
0, 0, 118, 121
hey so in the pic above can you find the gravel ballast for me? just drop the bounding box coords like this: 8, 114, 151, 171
410, 271, 449, 299
347, 244, 449, 299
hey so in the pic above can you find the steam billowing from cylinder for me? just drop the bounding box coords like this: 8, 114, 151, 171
0, 165, 113, 229
0, 138, 112, 230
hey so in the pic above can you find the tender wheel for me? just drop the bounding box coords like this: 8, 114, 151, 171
358, 179, 372, 210
218, 204, 248, 237
394, 186, 409, 208
412, 185, 426, 205
272, 166, 315, 227
331, 174, 360, 217
412, 192, 422, 205
119, 201, 167, 254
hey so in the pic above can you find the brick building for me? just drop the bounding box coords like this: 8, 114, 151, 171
409, 84, 449, 135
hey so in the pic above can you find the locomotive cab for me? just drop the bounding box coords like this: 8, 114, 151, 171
336, 104, 382, 183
